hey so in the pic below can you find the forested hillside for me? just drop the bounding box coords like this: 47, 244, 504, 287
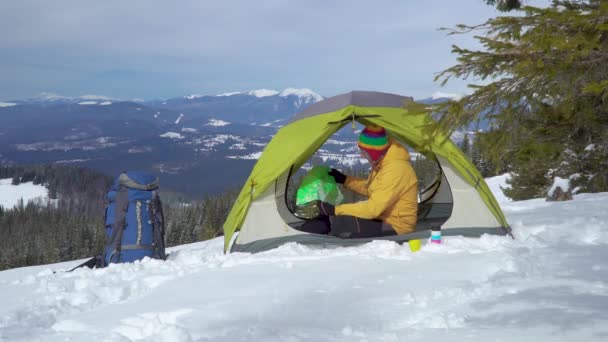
0, 165, 237, 270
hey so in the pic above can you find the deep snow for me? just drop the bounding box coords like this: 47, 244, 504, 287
0, 178, 50, 209
0, 176, 607, 341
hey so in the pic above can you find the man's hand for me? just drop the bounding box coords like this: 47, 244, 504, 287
328, 168, 346, 184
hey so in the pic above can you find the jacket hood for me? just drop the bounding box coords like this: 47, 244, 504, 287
382, 139, 411, 164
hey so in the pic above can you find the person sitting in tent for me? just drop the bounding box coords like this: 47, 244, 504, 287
309, 125, 418, 238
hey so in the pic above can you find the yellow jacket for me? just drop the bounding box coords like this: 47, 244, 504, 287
335, 141, 418, 234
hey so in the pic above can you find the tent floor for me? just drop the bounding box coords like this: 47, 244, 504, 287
231, 226, 510, 253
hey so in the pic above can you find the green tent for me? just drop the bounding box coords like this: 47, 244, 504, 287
223, 91, 510, 253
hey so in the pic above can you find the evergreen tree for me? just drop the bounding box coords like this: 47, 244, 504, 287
412, 155, 441, 190
0, 164, 238, 270
485, 0, 523, 11
431, 0, 608, 199
460, 133, 471, 158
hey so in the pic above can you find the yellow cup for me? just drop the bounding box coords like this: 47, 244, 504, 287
408, 239, 421, 252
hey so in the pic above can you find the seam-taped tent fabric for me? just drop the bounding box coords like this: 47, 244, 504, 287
223, 91, 510, 252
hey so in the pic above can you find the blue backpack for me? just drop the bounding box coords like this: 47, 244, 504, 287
102, 171, 166, 266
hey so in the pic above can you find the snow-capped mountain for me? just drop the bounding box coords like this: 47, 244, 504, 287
0, 90, 480, 197
189, 88, 322, 102
1, 176, 607, 341
8, 93, 120, 106
0, 88, 326, 196
148, 88, 324, 125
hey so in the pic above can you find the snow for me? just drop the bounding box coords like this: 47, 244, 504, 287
449, 130, 477, 145
206, 118, 230, 127
0, 102, 17, 107
35, 92, 66, 101
585, 144, 596, 152
181, 127, 198, 133
175, 113, 184, 124
127, 146, 153, 154
548, 176, 571, 196
15, 137, 122, 152
227, 151, 262, 160
229, 143, 247, 150
55, 159, 93, 164
211, 88, 321, 102
80, 95, 112, 101
2, 173, 608, 341
184, 94, 203, 100
431, 91, 463, 101
159, 132, 184, 139
77, 101, 97, 105
319, 153, 368, 167
326, 139, 352, 146
28, 93, 113, 103
216, 92, 241, 97
259, 119, 284, 127
279, 88, 323, 102
190, 134, 244, 151
485, 173, 513, 204
0, 178, 50, 209
99, 101, 112, 106
247, 89, 279, 97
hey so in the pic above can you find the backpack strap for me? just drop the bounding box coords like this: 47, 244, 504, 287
66, 256, 98, 272
108, 185, 129, 263
157, 196, 167, 259
119, 198, 156, 252
148, 192, 166, 260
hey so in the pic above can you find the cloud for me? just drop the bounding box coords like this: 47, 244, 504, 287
0, 0, 551, 100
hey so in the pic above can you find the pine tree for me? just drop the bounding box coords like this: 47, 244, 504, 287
460, 133, 471, 158
485, 0, 522, 11
0, 164, 244, 271
431, 0, 608, 199
412, 155, 440, 190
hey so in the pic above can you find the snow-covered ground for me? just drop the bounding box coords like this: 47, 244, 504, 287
206, 119, 230, 127
159, 132, 184, 140
0, 178, 50, 209
1, 176, 607, 341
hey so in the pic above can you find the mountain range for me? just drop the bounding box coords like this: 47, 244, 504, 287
0, 89, 477, 197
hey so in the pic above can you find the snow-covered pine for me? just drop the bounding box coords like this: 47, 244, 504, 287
546, 176, 573, 201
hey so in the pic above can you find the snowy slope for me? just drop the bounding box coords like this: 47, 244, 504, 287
1, 176, 608, 341
0, 178, 50, 209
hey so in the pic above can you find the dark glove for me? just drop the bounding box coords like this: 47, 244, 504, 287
318, 201, 335, 216
328, 168, 346, 184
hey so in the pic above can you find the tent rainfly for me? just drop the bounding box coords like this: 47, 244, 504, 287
223, 91, 511, 253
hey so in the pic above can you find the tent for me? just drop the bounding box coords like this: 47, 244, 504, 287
223, 91, 511, 253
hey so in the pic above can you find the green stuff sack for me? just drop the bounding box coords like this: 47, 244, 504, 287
296, 166, 344, 206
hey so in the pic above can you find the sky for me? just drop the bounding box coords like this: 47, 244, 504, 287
0, 0, 550, 101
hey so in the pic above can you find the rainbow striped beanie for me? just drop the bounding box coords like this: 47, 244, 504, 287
358, 125, 389, 161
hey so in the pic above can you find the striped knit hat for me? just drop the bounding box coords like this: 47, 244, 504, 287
358, 125, 389, 161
